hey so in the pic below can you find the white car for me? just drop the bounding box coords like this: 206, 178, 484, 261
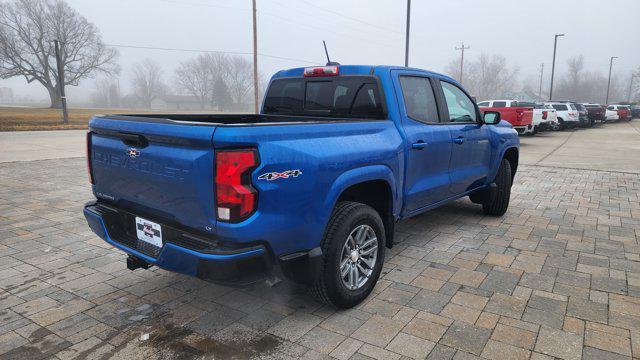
519, 102, 559, 132
605, 109, 619, 122
544, 102, 580, 129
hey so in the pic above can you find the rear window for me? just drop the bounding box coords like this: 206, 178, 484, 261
584, 104, 599, 108
569, 104, 577, 110
552, 104, 568, 111
263, 76, 384, 119
492, 101, 507, 107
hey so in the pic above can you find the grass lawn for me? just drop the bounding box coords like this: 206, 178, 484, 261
0, 107, 220, 131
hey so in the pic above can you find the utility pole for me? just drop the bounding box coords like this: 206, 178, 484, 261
538, 63, 544, 98
53, 40, 68, 124
455, 42, 470, 83
549, 33, 564, 101
605, 56, 617, 105
252, 0, 259, 114
404, 0, 410, 67
627, 74, 639, 102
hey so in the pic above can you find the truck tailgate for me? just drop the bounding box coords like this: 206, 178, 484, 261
89, 116, 217, 232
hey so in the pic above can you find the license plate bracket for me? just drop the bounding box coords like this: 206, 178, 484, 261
135, 217, 163, 248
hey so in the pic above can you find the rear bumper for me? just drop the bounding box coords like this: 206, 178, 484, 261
83, 201, 322, 286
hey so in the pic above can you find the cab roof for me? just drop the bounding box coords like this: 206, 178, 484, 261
271, 65, 458, 84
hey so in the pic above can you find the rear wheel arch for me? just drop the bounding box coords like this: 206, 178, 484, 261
335, 180, 395, 249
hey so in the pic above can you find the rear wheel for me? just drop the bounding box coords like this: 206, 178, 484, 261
311, 201, 385, 308
557, 118, 565, 130
482, 159, 512, 216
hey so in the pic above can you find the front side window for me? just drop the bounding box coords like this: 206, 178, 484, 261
477, 101, 490, 107
440, 81, 477, 122
399, 76, 439, 123
492, 101, 507, 108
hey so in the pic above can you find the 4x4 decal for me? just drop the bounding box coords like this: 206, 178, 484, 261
258, 169, 302, 181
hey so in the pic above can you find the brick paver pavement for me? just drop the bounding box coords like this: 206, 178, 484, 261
1, 158, 639, 359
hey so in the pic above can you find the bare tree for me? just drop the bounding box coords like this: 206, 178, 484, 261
91, 77, 120, 108
225, 56, 253, 110
175, 54, 212, 109
131, 59, 166, 108
0, 0, 118, 108
445, 53, 518, 100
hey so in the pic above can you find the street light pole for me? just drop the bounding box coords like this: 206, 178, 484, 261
538, 63, 544, 98
455, 42, 470, 84
627, 74, 639, 103
605, 56, 618, 105
549, 33, 564, 101
252, 0, 259, 114
404, 0, 410, 67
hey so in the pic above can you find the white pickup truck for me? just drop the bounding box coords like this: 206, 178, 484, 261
517, 102, 558, 132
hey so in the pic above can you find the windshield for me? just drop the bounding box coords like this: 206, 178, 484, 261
263, 76, 385, 119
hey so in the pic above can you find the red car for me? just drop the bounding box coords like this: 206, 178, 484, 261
608, 105, 631, 121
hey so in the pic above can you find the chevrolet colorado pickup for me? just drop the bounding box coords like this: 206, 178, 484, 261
83, 65, 519, 308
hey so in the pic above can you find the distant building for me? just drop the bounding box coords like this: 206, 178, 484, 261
0, 87, 14, 104
151, 95, 206, 110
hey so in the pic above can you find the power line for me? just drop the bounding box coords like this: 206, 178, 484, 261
296, 0, 403, 35
158, 0, 249, 12
268, 0, 402, 39
104, 43, 318, 64
257, 10, 397, 49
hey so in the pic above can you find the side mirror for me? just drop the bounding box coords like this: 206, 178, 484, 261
483, 111, 501, 125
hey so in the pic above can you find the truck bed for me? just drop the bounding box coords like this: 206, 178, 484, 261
99, 113, 380, 126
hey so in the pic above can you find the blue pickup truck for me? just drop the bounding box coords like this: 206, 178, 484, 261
84, 65, 519, 308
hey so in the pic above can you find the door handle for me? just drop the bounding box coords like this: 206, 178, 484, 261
411, 141, 427, 150
452, 136, 465, 145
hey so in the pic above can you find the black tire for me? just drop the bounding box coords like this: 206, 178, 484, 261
482, 159, 512, 216
311, 201, 385, 308
557, 118, 565, 130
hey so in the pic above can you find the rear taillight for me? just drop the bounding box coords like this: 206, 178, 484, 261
86, 132, 94, 185
215, 149, 259, 222
303, 66, 339, 77
542, 111, 548, 120
516, 109, 524, 121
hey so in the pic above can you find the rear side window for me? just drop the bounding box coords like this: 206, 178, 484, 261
399, 76, 439, 123
492, 101, 507, 108
552, 104, 568, 111
263, 76, 384, 119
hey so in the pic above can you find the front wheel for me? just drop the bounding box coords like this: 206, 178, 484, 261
482, 159, 512, 216
311, 201, 385, 308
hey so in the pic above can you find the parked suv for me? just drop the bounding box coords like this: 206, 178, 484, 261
545, 102, 580, 129
582, 103, 606, 124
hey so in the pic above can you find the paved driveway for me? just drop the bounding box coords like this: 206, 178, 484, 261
1, 121, 640, 359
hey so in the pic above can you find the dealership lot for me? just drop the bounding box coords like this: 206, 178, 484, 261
1, 121, 639, 359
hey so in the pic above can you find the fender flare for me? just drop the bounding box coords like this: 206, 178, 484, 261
319, 165, 398, 246
489, 145, 519, 181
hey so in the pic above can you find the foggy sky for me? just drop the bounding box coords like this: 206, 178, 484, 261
2, 0, 639, 103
